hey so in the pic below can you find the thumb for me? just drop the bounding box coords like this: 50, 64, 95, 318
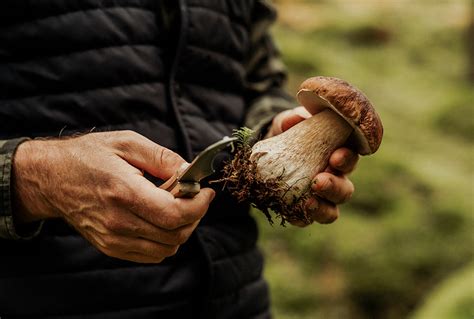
113, 131, 187, 180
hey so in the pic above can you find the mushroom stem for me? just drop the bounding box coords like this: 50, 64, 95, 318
250, 108, 353, 202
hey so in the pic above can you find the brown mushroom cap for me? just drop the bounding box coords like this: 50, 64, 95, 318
297, 76, 383, 155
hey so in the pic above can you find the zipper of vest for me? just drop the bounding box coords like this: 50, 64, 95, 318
167, 3, 215, 318
168, 0, 193, 162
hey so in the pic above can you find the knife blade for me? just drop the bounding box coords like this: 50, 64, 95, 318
160, 136, 238, 198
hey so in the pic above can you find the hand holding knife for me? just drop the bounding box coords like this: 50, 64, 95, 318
160, 136, 237, 198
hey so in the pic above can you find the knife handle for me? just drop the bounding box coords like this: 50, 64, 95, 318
160, 173, 201, 198
171, 182, 200, 198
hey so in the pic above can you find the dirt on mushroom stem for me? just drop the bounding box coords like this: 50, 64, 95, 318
212, 143, 313, 226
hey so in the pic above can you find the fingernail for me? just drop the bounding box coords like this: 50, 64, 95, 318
313, 178, 331, 192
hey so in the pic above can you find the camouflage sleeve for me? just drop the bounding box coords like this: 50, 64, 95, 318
0, 138, 43, 240
244, 0, 297, 134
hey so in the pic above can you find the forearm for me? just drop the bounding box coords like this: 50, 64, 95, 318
0, 137, 43, 240
244, 35, 296, 132
244, 1, 297, 134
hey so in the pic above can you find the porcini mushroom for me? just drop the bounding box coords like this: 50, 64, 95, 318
220, 76, 383, 225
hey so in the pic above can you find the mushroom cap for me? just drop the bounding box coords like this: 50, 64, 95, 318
297, 76, 383, 155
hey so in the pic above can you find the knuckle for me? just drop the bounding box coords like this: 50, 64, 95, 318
103, 218, 117, 231
119, 130, 140, 140
152, 146, 181, 167
121, 129, 138, 137
88, 234, 122, 258
129, 223, 144, 235
173, 229, 191, 245
104, 218, 129, 234
112, 130, 140, 152
105, 179, 136, 206
165, 214, 182, 230
98, 246, 118, 258
164, 245, 180, 257
148, 246, 176, 259
161, 204, 185, 230
101, 234, 121, 249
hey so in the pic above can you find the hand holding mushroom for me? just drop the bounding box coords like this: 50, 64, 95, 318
222, 76, 383, 226
267, 106, 359, 225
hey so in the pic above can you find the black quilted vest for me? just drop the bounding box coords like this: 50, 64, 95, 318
0, 1, 271, 318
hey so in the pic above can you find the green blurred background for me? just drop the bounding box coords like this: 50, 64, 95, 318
254, 1, 474, 318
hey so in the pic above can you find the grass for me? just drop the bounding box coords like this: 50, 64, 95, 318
258, 1, 474, 318
410, 263, 474, 319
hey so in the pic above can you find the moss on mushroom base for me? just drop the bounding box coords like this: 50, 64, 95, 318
219, 144, 313, 225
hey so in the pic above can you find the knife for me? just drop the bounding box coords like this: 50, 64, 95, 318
160, 136, 238, 198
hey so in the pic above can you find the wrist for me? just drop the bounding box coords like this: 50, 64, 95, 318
12, 139, 60, 223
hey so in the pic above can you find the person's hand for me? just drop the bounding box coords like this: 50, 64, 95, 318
266, 106, 358, 225
12, 131, 215, 263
